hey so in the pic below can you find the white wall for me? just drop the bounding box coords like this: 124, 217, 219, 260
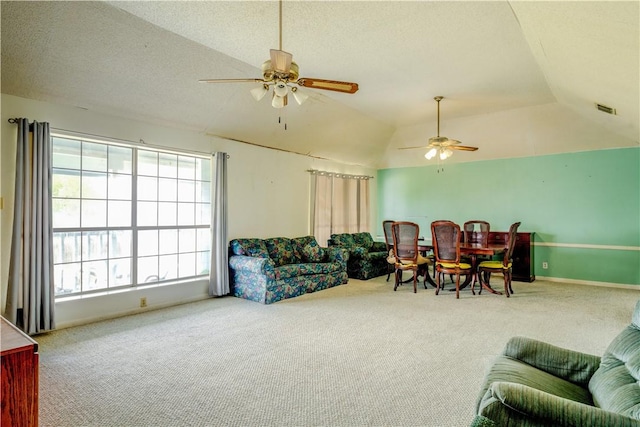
0, 94, 377, 328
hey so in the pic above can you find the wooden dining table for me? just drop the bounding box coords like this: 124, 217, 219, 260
459, 242, 507, 294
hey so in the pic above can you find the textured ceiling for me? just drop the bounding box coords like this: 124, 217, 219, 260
1, 1, 638, 168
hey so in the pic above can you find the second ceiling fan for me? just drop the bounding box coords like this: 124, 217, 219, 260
400, 96, 478, 160
199, 0, 359, 109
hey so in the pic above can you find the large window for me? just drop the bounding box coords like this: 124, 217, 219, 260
52, 136, 211, 297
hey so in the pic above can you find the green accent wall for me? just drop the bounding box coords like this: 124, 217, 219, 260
377, 148, 640, 286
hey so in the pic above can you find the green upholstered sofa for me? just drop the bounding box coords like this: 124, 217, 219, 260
327, 232, 388, 280
475, 299, 640, 426
229, 236, 349, 304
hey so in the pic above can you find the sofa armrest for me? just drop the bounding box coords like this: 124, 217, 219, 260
229, 255, 275, 277
503, 336, 601, 387
371, 241, 387, 252
481, 381, 640, 427
326, 247, 349, 265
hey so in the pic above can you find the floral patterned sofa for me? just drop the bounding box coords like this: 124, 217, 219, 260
229, 235, 349, 304
327, 232, 388, 280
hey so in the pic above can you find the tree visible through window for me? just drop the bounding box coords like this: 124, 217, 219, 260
52, 136, 211, 296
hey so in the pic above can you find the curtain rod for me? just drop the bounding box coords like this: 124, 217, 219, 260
307, 169, 374, 180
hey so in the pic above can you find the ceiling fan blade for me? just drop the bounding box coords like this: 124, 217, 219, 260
297, 78, 359, 94
450, 145, 479, 151
398, 145, 433, 150
199, 78, 265, 84
270, 49, 293, 73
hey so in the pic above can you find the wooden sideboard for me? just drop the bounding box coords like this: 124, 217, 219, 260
488, 231, 535, 282
1, 316, 39, 427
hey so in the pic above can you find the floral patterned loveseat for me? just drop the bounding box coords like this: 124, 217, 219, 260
229, 235, 349, 304
327, 232, 388, 280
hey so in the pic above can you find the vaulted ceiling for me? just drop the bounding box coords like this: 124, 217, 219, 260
2, 1, 638, 168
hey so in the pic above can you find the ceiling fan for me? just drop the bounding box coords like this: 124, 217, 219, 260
199, 0, 359, 109
399, 96, 478, 160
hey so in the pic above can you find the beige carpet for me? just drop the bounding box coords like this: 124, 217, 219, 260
36, 277, 639, 427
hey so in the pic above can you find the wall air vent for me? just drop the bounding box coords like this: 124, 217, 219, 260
595, 103, 616, 115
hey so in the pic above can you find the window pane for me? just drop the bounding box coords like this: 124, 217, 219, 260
179, 228, 196, 252
108, 174, 132, 200
82, 171, 107, 199
108, 201, 131, 227
53, 199, 80, 228
196, 181, 210, 203
159, 229, 178, 255
177, 180, 195, 202
54, 262, 81, 295
138, 256, 158, 283
178, 156, 195, 180
52, 169, 81, 198
159, 153, 178, 178
108, 145, 132, 174
52, 138, 81, 169
82, 231, 108, 261
82, 260, 108, 291
137, 202, 158, 226
197, 228, 211, 252
110, 258, 131, 286
177, 203, 194, 226
196, 158, 211, 181
138, 150, 158, 176
53, 232, 82, 263
138, 176, 158, 201
109, 230, 132, 258
197, 251, 210, 275
158, 178, 177, 201
158, 202, 177, 226
159, 254, 178, 281
81, 200, 107, 227
138, 230, 159, 256
196, 203, 210, 226
82, 142, 108, 172
178, 252, 196, 278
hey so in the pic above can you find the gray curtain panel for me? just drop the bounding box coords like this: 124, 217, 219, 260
209, 152, 229, 297
6, 118, 55, 334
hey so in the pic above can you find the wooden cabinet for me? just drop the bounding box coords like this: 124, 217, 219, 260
1, 316, 39, 427
488, 231, 535, 282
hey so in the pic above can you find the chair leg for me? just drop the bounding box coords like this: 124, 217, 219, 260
413, 268, 417, 293
435, 269, 440, 295
508, 270, 514, 295
504, 270, 511, 297
393, 269, 399, 291
455, 273, 460, 299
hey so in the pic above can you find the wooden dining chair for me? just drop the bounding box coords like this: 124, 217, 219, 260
391, 221, 431, 293
463, 220, 490, 291
478, 222, 521, 297
382, 220, 396, 282
431, 220, 472, 299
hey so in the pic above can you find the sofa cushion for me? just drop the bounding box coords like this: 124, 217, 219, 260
230, 238, 270, 258
290, 235, 318, 262
274, 262, 342, 280
301, 241, 326, 263
264, 237, 296, 266
353, 232, 374, 250
480, 355, 594, 407
332, 233, 356, 248
588, 323, 640, 419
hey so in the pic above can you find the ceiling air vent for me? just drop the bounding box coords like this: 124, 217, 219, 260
595, 103, 616, 115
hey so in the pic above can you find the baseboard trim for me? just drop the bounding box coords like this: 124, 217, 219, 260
533, 242, 639, 251
536, 276, 640, 290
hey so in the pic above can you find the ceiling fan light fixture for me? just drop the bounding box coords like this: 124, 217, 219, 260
271, 92, 287, 109
250, 84, 269, 101
440, 148, 453, 160
273, 80, 288, 97
425, 148, 437, 160
291, 87, 308, 105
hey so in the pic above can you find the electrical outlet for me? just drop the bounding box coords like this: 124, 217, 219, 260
542, 262, 548, 269
140, 297, 147, 308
